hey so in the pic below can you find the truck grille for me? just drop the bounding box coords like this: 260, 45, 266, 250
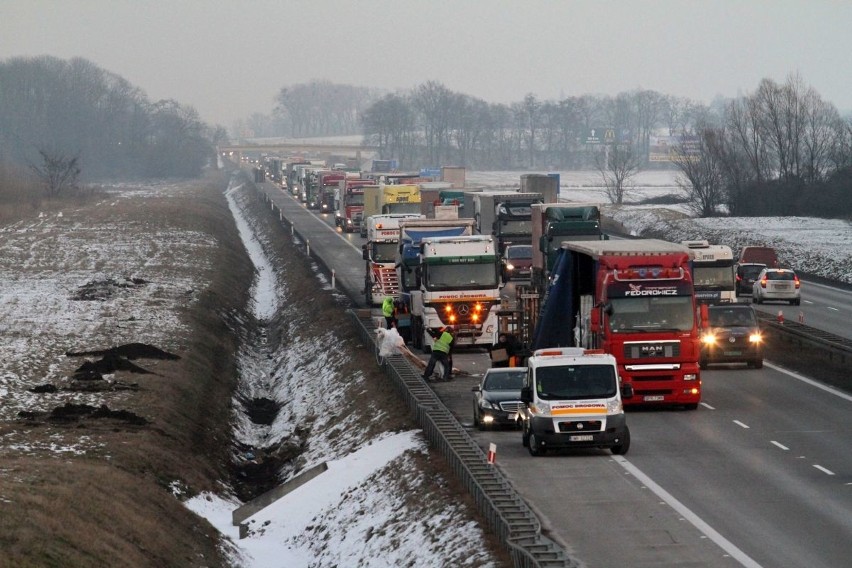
558, 420, 603, 432
623, 341, 681, 359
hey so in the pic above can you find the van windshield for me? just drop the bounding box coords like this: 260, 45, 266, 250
535, 365, 616, 400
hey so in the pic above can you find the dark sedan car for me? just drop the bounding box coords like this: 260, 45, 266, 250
501, 244, 532, 281
472, 367, 526, 430
700, 304, 763, 369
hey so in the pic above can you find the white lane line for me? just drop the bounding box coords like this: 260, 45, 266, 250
764, 362, 852, 402
613, 456, 764, 568
813, 464, 835, 476
826, 306, 839, 311
770, 441, 789, 450
733, 420, 750, 429
700, 402, 716, 410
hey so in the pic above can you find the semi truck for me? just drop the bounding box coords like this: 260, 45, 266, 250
464, 191, 545, 252
531, 239, 702, 409
407, 234, 502, 351
520, 347, 631, 456
336, 179, 370, 233
681, 240, 736, 304
362, 213, 424, 305
395, 218, 499, 349
318, 171, 345, 214
530, 203, 605, 294
359, 184, 422, 237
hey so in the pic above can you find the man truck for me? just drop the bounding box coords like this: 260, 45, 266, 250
531, 239, 702, 409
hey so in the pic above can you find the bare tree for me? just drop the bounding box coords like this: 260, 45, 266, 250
596, 144, 640, 204
672, 128, 727, 217
30, 148, 81, 197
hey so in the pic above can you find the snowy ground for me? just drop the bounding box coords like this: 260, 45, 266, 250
1, 168, 848, 567
467, 169, 852, 285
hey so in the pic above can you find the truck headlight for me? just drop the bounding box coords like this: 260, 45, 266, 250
684, 373, 698, 381
529, 401, 550, 416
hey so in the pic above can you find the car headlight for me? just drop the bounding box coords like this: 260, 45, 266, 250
606, 398, 623, 415
749, 333, 762, 344
701, 333, 717, 345
506, 263, 515, 271
479, 399, 498, 410
529, 401, 550, 416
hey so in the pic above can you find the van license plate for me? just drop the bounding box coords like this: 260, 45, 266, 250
644, 395, 665, 402
570, 434, 594, 442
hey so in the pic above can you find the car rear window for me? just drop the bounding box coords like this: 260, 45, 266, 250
767, 271, 795, 280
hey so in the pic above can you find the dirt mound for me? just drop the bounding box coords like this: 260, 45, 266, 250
18, 403, 148, 426
71, 276, 148, 301
66, 342, 180, 360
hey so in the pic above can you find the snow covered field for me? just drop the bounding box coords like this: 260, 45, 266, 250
468, 169, 852, 285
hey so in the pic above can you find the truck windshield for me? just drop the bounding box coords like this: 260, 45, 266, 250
499, 219, 532, 235
535, 365, 616, 400
425, 263, 498, 289
693, 266, 735, 288
608, 296, 694, 332
372, 242, 397, 263
346, 194, 364, 206
384, 203, 421, 214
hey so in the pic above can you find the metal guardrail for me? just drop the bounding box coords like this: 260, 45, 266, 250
348, 311, 578, 568
757, 311, 852, 364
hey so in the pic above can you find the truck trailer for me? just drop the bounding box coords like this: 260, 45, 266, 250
531, 239, 702, 409
360, 184, 422, 237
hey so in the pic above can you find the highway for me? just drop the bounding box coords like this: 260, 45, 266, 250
257, 178, 852, 568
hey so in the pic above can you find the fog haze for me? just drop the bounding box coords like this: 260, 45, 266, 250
3, 0, 851, 127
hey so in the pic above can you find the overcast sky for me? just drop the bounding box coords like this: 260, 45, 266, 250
3, 1, 851, 128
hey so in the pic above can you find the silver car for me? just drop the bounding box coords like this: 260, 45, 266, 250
752, 268, 801, 305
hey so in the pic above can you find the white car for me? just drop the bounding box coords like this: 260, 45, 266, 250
752, 268, 801, 305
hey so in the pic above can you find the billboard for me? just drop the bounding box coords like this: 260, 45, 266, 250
649, 135, 701, 162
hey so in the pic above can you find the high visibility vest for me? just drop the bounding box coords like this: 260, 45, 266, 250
433, 331, 453, 353
382, 298, 394, 317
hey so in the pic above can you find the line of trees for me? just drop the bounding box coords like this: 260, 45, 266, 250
0, 56, 226, 184
673, 74, 852, 218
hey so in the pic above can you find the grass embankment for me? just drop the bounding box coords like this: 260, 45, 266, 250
0, 169, 253, 567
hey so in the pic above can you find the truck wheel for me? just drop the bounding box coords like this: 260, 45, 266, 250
528, 433, 545, 456
411, 317, 422, 350
611, 427, 631, 455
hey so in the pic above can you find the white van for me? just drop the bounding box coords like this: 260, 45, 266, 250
520, 347, 631, 456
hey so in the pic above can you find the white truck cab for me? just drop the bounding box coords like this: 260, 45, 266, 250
520, 347, 632, 456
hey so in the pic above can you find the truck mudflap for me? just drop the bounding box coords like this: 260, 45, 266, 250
526, 413, 627, 449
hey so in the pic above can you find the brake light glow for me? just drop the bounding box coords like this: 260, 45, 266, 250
794, 275, 800, 289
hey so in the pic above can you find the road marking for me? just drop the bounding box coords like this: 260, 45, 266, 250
733, 420, 750, 429
765, 362, 852, 402
700, 402, 715, 410
770, 441, 789, 450
613, 457, 764, 568
813, 464, 835, 475
826, 306, 839, 311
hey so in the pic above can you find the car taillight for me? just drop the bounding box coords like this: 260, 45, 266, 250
760, 277, 767, 288
736, 274, 742, 282
794, 276, 800, 289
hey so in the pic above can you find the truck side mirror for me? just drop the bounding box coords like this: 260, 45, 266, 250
520, 386, 532, 403
361, 244, 369, 261
700, 304, 709, 329
621, 383, 634, 399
